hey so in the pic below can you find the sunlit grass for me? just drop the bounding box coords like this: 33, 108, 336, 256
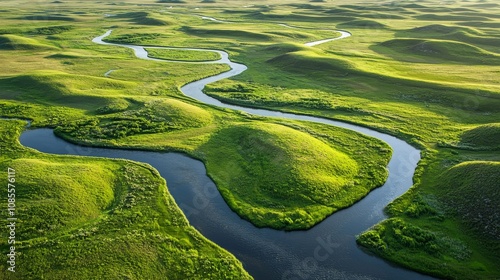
0, 0, 499, 278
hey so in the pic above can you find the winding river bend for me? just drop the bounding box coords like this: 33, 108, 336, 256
19, 30, 434, 279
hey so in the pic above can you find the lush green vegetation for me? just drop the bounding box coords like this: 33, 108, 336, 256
0, 121, 251, 279
0, 35, 57, 50
1, 0, 499, 278
49, 105, 390, 230
198, 122, 389, 230
373, 38, 500, 65
114, 11, 174, 26
146, 47, 221, 62
459, 123, 500, 150
196, 1, 499, 278
358, 156, 500, 280
358, 218, 479, 279
55, 98, 213, 140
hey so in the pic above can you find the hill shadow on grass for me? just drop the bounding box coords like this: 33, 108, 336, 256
371, 38, 500, 65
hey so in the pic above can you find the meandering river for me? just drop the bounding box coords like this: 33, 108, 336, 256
19, 30, 434, 279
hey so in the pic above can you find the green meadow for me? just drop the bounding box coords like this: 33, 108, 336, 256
0, 120, 251, 279
146, 48, 221, 61
0, 0, 499, 279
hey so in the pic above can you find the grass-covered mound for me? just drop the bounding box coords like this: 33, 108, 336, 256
266, 30, 315, 40
0, 34, 57, 50
103, 32, 162, 45
146, 48, 221, 62
22, 14, 77, 21
47, 51, 97, 59
0, 121, 251, 279
357, 136, 500, 280
146, 98, 213, 127
414, 13, 491, 22
181, 26, 273, 41
114, 11, 173, 26
336, 19, 387, 29
396, 24, 500, 47
435, 161, 500, 239
266, 50, 355, 77
357, 218, 480, 280
263, 42, 308, 53
358, 160, 500, 280
459, 123, 500, 150
404, 24, 483, 37
374, 39, 500, 64
9, 158, 116, 240
247, 11, 355, 22
396, 21, 500, 48
460, 21, 500, 28
200, 122, 359, 230
55, 98, 213, 140
0, 71, 136, 109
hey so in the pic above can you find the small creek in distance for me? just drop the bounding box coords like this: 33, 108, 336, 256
19, 29, 435, 280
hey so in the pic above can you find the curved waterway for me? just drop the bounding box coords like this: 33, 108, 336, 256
20, 30, 435, 279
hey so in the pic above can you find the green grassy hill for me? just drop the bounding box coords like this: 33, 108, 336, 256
460, 123, 500, 150
435, 161, 500, 239
22, 14, 77, 22
358, 153, 500, 280
145, 98, 213, 127
181, 26, 273, 41
337, 19, 387, 29
1, 0, 499, 279
199, 122, 360, 230
0, 71, 136, 110
263, 42, 308, 53
146, 48, 221, 62
10, 158, 116, 240
266, 50, 355, 77
375, 38, 500, 64
0, 121, 251, 280
415, 13, 491, 21
0, 34, 57, 50
396, 24, 500, 48
114, 11, 174, 26
405, 24, 483, 36
55, 98, 213, 140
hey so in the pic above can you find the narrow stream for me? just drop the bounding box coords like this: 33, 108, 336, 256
20, 30, 434, 279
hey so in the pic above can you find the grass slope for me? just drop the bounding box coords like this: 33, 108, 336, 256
375, 38, 500, 64
1, 1, 499, 278
0, 120, 251, 279
0, 71, 136, 110
114, 11, 173, 26
200, 122, 359, 230
404, 24, 484, 37
10, 158, 115, 240
0, 34, 57, 50
336, 19, 387, 29
459, 123, 500, 150
397, 24, 500, 48
358, 160, 500, 280
435, 161, 500, 239
266, 50, 355, 77
181, 26, 273, 41
55, 98, 213, 140
146, 48, 221, 61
